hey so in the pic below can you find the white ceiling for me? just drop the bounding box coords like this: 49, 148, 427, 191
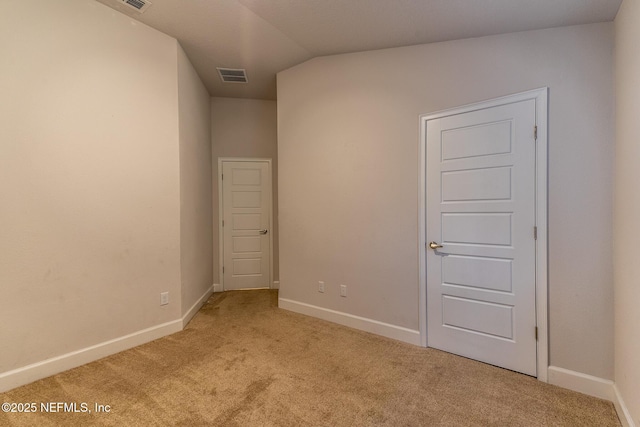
95, 0, 622, 100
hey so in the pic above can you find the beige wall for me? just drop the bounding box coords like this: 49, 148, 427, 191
614, 1, 640, 423
178, 45, 213, 314
0, 0, 212, 383
211, 97, 279, 284
278, 23, 615, 379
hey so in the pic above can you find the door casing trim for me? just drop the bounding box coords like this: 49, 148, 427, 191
418, 88, 548, 381
218, 157, 274, 291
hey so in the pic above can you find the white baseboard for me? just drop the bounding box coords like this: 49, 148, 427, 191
0, 319, 182, 393
613, 384, 636, 427
182, 285, 214, 328
213, 283, 223, 293
0, 285, 216, 393
272, 280, 280, 289
278, 298, 421, 346
548, 366, 614, 400
532, 366, 637, 426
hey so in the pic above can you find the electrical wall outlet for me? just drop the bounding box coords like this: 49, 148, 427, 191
340, 284, 347, 297
160, 292, 169, 306
318, 281, 325, 293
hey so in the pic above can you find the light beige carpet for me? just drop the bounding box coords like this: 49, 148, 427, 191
0, 290, 620, 426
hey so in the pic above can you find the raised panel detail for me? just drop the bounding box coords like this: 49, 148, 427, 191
442, 120, 511, 161
232, 213, 261, 230
233, 236, 261, 253
442, 296, 513, 339
442, 167, 511, 202
442, 213, 511, 245
233, 258, 261, 276
232, 168, 261, 186
443, 256, 512, 292
232, 191, 261, 208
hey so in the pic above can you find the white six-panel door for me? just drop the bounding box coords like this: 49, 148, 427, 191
425, 98, 538, 376
221, 160, 271, 291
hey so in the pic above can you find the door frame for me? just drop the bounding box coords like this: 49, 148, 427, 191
418, 88, 548, 381
218, 157, 274, 291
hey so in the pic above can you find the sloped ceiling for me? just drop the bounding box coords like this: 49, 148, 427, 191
95, 0, 622, 100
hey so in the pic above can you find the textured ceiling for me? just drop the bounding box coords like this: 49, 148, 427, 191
95, 0, 622, 100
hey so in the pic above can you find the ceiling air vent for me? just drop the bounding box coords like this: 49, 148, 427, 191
119, 0, 152, 13
217, 68, 248, 84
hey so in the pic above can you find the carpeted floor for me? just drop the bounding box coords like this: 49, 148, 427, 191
0, 290, 620, 426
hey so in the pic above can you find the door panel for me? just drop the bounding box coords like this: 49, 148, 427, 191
442, 213, 512, 245
442, 256, 512, 292
231, 168, 261, 185
232, 213, 262, 230
442, 167, 511, 201
233, 236, 262, 253
232, 258, 262, 275
441, 120, 512, 160
232, 191, 262, 208
442, 296, 514, 339
222, 161, 271, 290
426, 99, 537, 376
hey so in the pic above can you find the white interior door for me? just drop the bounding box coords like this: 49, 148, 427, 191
222, 160, 271, 291
426, 98, 537, 376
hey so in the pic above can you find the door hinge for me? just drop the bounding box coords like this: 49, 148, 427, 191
221, 173, 224, 181
534, 125, 538, 140
223, 266, 225, 274
534, 226, 538, 240
222, 220, 225, 227
535, 326, 538, 340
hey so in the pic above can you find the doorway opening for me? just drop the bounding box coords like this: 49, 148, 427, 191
418, 88, 548, 380
218, 158, 274, 291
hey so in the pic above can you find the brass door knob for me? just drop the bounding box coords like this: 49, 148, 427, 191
429, 241, 443, 250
